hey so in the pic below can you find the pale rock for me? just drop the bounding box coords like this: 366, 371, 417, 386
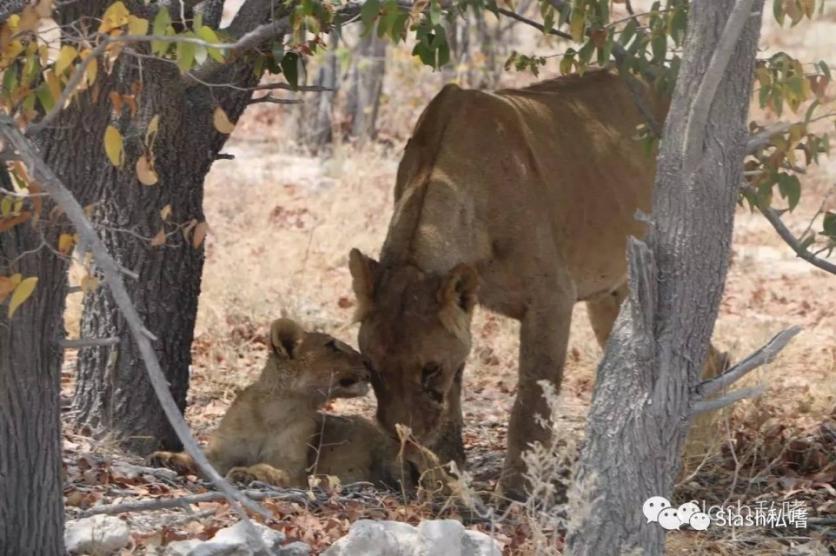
65, 515, 131, 555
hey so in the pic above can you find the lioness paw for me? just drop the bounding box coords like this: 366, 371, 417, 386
148, 451, 197, 475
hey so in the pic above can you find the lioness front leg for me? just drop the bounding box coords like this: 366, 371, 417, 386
501, 281, 575, 500
227, 464, 292, 487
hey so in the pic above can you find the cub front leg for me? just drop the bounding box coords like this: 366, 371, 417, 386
148, 451, 198, 475
501, 280, 575, 501
227, 464, 292, 487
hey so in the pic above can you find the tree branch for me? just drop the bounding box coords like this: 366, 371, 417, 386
694, 325, 801, 399
741, 186, 836, 274
691, 384, 765, 415
0, 119, 272, 554
60, 337, 120, 349
682, 0, 757, 174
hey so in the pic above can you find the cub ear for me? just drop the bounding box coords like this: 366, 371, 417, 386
348, 248, 379, 322
270, 318, 306, 359
437, 264, 479, 338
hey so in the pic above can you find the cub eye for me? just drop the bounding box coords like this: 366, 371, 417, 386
325, 340, 340, 352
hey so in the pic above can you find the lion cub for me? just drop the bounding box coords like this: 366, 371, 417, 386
150, 318, 371, 487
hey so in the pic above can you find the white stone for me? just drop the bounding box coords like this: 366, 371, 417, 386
65, 515, 131, 555
162, 521, 293, 556
323, 519, 502, 556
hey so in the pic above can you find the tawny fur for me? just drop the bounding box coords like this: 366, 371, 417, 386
349, 69, 730, 497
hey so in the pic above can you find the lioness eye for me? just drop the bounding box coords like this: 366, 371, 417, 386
325, 340, 340, 352
421, 363, 441, 385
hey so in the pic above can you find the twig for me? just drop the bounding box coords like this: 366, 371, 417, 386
690, 384, 765, 416
745, 112, 836, 155
60, 337, 120, 349
741, 186, 836, 275
694, 326, 802, 399
681, 0, 758, 174
495, 7, 572, 41
247, 95, 301, 105
0, 119, 272, 554
80, 489, 278, 517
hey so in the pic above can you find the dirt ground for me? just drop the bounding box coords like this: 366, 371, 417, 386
62, 5, 835, 555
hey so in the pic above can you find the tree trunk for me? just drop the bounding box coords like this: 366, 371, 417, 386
297, 29, 341, 151
345, 32, 386, 143
72, 56, 260, 454
565, 1, 764, 554
0, 190, 67, 555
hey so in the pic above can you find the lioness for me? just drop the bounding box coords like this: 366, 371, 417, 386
150, 318, 373, 487
349, 69, 729, 497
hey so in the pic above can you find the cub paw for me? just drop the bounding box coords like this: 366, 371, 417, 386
227, 464, 291, 487
148, 451, 196, 475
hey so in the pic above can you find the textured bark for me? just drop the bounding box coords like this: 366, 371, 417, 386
566, 1, 765, 554
72, 56, 260, 455
297, 29, 341, 151
345, 32, 386, 142
0, 200, 67, 556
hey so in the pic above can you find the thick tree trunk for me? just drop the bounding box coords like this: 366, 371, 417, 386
345, 32, 386, 142
72, 57, 259, 454
566, 1, 764, 554
297, 28, 340, 151
0, 201, 67, 555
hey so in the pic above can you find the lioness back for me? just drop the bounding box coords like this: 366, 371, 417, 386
384, 69, 663, 300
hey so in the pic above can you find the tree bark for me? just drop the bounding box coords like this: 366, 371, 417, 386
565, 1, 765, 554
0, 192, 67, 555
72, 55, 260, 454
297, 29, 341, 151
345, 32, 386, 143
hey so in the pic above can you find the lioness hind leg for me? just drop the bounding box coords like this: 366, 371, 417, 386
148, 451, 197, 475
226, 464, 291, 487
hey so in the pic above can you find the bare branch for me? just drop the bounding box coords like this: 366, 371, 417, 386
695, 325, 802, 399
741, 186, 836, 274
247, 95, 300, 105
745, 112, 836, 155
495, 7, 573, 41
682, 0, 757, 174
691, 384, 766, 416
60, 337, 120, 349
0, 119, 271, 551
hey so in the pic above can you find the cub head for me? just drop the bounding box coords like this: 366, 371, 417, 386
348, 248, 478, 456
266, 318, 371, 402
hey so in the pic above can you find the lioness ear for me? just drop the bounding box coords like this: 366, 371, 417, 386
270, 318, 305, 359
348, 248, 379, 322
438, 264, 479, 338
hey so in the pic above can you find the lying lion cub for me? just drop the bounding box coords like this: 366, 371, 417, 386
151, 318, 386, 487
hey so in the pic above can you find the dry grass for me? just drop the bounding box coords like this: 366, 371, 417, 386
60, 4, 836, 554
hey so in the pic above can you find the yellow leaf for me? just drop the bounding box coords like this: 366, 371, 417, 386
135, 154, 158, 185
127, 15, 149, 36
80, 274, 99, 293
8, 276, 37, 318
212, 107, 235, 134
99, 1, 131, 34
58, 232, 75, 254
103, 125, 124, 167
150, 228, 166, 247
55, 45, 77, 75
85, 56, 98, 87
145, 114, 160, 147
192, 221, 208, 249
159, 204, 172, 221
44, 69, 61, 104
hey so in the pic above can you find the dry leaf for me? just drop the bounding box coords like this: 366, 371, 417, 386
136, 154, 159, 185
150, 228, 166, 247
58, 233, 75, 255
0, 275, 19, 302
80, 274, 99, 293
212, 107, 235, 134
145, 114, 160, 147
192, 221, 208, 249
55, 45, 77, 75
159, 204, 172, 221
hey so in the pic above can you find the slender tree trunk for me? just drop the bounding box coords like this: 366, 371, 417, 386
72, 57, 260, 454
297, 29, 341, 151
566, 1, 764, 554
0, 193, 67, 555
345, 32, 386, 143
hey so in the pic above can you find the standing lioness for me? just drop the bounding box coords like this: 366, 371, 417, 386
350, 70, 727, 497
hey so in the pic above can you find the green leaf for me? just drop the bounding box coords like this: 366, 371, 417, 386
281, 52, 299, 89
361, 0, 380, 32
776, 173, 801, 211
152, 8, 173, 56
650, 34, 666, 63
773, 0, 785, 25
35, 82, 54, 112
430, 0, 442, 26
196, 26, 224, 63
619, 19, 637, 46
176, 36, 196, 72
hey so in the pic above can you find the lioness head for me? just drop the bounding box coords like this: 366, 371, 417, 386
348, 249, 478, 457
266, 318, 371, 402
